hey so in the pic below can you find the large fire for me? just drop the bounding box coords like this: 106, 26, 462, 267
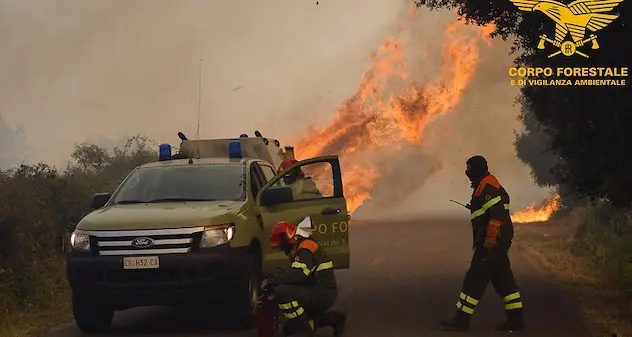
288, 7, 495, 214
511, 193, 561, 223
283, 8, 557, 220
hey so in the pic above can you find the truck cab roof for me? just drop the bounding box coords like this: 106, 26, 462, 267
139, 157, 249, 168
163, 132, 292, 170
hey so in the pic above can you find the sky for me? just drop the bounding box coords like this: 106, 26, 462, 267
0, 0, 552, 217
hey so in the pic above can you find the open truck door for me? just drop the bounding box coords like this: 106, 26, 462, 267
256, 155, 350, 276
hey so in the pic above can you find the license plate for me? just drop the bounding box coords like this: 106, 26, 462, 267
123, 256, 159, 270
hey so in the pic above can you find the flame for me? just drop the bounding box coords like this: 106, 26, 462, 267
289, 13, 494, 214
511, 193, 561, 223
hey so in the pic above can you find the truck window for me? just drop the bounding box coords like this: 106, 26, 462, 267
250, 165, 264, 199
259, 164, 280, 186
111, 164, 246, 203
280, 161, 334, 201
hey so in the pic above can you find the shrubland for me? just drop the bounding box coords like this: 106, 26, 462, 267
0, 136, 156, 336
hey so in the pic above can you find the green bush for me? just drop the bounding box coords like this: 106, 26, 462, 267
0, 135, 157, 333
571, 201, 632, 293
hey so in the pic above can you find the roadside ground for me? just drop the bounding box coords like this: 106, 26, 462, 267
515, 214, 632, 337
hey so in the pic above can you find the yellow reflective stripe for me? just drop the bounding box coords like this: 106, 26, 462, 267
309, 319, 314, 330
291, 261, 311, 276
316, 261, 334, 271
505, 302, 523, 310
284, 306, 305, 319
504, 203, 510, 210
459, 292, 479, 305
502, 292, 521, 302
278, 301, 299, 310
456, 301, 475, 314
470, 196, 502, 219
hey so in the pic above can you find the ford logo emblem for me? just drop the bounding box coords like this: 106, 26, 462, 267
131, 237, 155, 248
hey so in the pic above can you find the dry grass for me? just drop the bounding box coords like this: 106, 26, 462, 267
516, 211, 632, 337
0, 260, 72, 337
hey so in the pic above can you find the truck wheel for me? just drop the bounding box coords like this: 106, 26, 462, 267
230, 254, 261, 328
72, 295, 114, 333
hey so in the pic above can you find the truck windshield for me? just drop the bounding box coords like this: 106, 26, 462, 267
111, 164, 245, 204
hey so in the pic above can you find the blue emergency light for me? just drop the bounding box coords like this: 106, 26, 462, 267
158, 143, 172, 161
228, 141, 242, 159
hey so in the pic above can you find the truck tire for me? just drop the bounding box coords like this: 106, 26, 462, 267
72, 295, 114, 333
230, 254, 261, 329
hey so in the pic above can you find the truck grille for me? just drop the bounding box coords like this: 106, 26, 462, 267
90, 228, 204, 256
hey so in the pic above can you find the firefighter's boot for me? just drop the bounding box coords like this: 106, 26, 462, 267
291, 316, 315, 337
440, 311, 470, 331
328, 311, 347, 337
494, 309, 524, 331
313, 310, 346, 336
282, 319, 298, 336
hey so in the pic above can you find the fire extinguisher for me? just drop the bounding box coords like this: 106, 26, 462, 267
256, 283, 279, 337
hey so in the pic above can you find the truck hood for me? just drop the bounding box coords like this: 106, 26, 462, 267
76, 200, 246, 230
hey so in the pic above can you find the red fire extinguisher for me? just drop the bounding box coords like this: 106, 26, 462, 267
256, 290, 279, 337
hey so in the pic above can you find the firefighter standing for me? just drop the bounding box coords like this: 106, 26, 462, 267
263, 217, 346, 336
441, 155, 524, 331
277, 159, 322, 200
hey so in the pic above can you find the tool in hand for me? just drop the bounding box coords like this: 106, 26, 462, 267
450, 199, 471, 210
450, 199, 466, 207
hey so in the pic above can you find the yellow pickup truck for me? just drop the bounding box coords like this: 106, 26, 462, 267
65, 132, 351, 333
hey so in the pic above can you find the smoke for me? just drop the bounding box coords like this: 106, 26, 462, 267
0, 113, 28, 169
1, 0, 407, 167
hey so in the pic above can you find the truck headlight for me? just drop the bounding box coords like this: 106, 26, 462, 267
70, 229, 91, 252
200, 224, 235, 248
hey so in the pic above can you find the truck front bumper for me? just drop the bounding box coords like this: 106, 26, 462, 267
66, 246, 248, 310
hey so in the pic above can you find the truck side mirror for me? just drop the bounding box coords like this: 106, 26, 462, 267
260, 186, 293, 207
91, 192, 111, 209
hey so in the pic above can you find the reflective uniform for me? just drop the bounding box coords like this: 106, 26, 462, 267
290, 177, 322, 200
456, 173, 523, 319
274, 237, 337, 333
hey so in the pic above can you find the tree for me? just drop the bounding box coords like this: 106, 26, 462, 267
416, 0, 632, 207
514, 100, 558, 187
71, 143, 110, 171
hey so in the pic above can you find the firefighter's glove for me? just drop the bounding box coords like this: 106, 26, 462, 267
484, 220, 502, 249
261, 278, 277, 294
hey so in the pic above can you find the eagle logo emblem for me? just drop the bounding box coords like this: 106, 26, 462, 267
509, 0, 623, 58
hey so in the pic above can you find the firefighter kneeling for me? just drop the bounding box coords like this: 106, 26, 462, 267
262, 217, 346, 336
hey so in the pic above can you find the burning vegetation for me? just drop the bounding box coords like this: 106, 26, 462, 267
290, 8, 496, 214
284, 8, 559, 221
511, 193, 561, 223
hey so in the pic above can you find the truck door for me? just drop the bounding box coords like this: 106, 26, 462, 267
256, 156, 350, 276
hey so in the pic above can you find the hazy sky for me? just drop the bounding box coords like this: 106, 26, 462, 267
0, 0, 551, 216
0, 0, 407, 166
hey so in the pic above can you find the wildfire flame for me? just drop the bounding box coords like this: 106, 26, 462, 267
288, 8, 495, 214
511, 193, 561, 223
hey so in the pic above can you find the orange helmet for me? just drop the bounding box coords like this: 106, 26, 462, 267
270, 221, 297, 248
278, 159, 299, 174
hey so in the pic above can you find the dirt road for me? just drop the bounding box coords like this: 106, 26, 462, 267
46, 218, 590, 337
